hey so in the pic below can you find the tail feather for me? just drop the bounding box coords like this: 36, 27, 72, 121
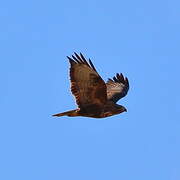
52, 109, 78, 117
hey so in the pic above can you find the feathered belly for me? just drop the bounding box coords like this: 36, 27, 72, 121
78, 102, 117, 118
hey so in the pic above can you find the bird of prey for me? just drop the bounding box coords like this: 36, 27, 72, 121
53, 53, 129, 118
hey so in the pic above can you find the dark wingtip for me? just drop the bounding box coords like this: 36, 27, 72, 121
67, 53, 97, 71
74, 52, 79, 58
72, 54, 80, 63
79, 53, 87, 62
113, 75, 118, 82
80, 52, 84, 59
116, 73, 125, 83
67, 56, 72, 61
89, 59, 97, 72
74, 52, 85, 63
125, 77, 129, 87
108, 78, 113, 81
74, 52, 80, 58
67, 56, 76, 64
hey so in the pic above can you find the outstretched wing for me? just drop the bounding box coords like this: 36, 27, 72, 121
67, 52, 107, 109
106, 73, 129, 103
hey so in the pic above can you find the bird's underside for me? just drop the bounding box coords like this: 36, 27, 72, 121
53, 101, 127, 118
53, 52, 129, 119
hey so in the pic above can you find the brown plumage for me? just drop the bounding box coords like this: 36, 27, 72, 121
53, 53, 129, 118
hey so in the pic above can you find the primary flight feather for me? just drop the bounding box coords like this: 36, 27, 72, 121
53, 53, 129, 118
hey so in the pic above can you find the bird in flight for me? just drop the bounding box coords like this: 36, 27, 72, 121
53, 53, 129, 118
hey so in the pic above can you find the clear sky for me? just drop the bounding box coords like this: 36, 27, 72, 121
1, 0, 180, 179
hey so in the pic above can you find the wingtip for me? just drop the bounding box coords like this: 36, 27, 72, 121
113, 75, 118, 82
67, 53, 97, 71
67, 56, 75, 64
120, 73, 124, 79
74, 52, 79, 58
67, 56, 71, 61
125, 77, 129, 87
89, 59, 97, 72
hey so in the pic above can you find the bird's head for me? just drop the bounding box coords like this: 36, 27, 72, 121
103, 104, 127, 118
116, 104, 127, 113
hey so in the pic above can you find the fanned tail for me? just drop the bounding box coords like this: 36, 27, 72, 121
52, 109, 79, 117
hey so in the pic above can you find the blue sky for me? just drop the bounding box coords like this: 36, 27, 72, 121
1, 0, 180, 179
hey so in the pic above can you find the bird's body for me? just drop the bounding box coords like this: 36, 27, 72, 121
53, 53, 129, 118
53, 101, 126, 118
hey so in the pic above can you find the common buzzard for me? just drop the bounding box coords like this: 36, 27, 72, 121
53, 53, 129, 118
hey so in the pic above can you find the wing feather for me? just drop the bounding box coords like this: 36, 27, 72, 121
106, 73, 129, 103
68, 53, 107, 109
